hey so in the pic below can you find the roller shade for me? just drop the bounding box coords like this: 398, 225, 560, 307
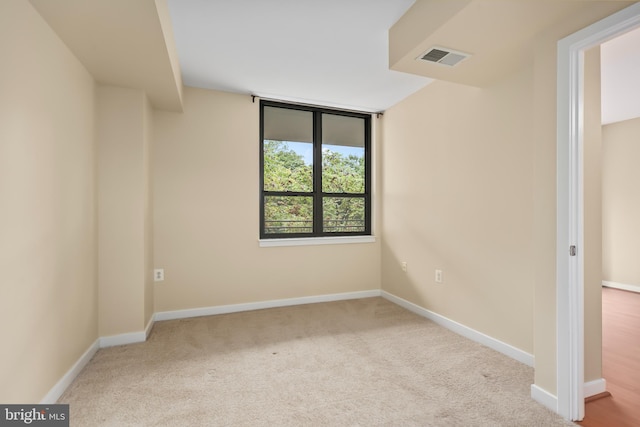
263, 106, 312, 143
322, 113, 365, 148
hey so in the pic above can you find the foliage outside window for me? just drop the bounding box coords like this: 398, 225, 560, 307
260, 100, 371, 239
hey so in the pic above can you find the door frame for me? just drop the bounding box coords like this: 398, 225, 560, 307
556, 3, 640, 421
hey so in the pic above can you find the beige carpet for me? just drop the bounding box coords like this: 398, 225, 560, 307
59, 297, 574, 426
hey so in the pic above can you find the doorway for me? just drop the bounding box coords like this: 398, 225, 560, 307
556, 2, 640, 421
585, 38, 640, 423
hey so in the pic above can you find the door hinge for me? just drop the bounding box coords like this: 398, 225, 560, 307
569, 245, 577, 256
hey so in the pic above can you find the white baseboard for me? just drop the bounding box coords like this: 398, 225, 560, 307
40, 339, 99, 404
99, 330, 146, 348
381, 291, 535, 367
155, 290, 382, 321
529, 380, 604, 414
602, 280, 640, 293
145, 314, 155, 338
584, 378, 606, 398
42, 315, 155, 402
99, 314, 156, 347
531, 384, 558, 413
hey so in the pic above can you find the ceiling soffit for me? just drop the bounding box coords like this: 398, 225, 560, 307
30, 0, 183, 112
390, 0, 631, 88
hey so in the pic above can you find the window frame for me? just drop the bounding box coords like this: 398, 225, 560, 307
259, 100, 372, 239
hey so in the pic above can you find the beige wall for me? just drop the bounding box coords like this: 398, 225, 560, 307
383, 4, 626, 396
0, 0, 98, 402
97, 86, 154, 337
583, 46, 603, 383
153, 88, 381, 312
603, 117, 640, 286
381, 68, 535, 353
530, 25, 561, 394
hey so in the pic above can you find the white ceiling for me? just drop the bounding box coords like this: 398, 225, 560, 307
166, 0, 430, 113
601, 27, 640, 125
167, 0, 638, 122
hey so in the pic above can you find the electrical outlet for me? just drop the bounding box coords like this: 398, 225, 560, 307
435, 269, 443, 283
154, 269, 165, 282
401, 262, 407, 272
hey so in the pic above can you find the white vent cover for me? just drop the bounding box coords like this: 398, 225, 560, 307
417, 47, 471, 67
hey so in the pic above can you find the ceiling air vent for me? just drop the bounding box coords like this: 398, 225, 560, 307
417, 47, 470, 67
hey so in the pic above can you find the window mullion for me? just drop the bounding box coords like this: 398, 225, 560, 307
313, 111, 323, 235
364, 115, 372, 235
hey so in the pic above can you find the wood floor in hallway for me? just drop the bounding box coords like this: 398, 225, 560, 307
579, 287, 640, 427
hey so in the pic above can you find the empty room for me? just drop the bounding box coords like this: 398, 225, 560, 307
1, 0, 639, 425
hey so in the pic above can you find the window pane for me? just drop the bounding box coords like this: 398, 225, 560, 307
263, 140, 313, 192
322, 113, 364, 147
264, 196, 313, 234
263, 106, 312, 143
322, 114, 365, 193
323, 197, 365, 233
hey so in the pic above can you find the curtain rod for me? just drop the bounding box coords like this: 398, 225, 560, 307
250, 94, 384, 118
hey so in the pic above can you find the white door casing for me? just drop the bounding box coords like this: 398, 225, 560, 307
556, 3, 640, 421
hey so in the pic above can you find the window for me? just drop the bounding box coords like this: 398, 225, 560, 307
260, 100, 371, 239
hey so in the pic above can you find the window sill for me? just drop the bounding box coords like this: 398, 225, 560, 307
259, 235, 376, 248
